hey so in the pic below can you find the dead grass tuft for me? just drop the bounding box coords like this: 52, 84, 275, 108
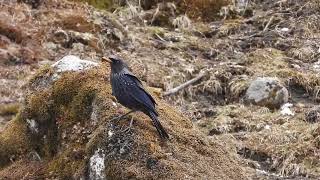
55, 11, 99, 33
197, 103, 320, 177
0, 103, 20, 116
172, 14, 192, 30
71, 0, 113, 9
179, 0, 231, 21
0, 18, 25, 44
228, 75, 251, 101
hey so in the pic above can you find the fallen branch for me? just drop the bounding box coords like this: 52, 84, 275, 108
263, 15, 274, 32
154, 33, 166, 42
163, 71, 206, 97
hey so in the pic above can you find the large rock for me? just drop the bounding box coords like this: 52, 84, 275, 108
244, 77, 288, 109
0, 56, 248, 179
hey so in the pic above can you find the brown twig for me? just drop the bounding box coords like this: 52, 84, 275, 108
163, 71, 206, 97
263, 15, 274, 32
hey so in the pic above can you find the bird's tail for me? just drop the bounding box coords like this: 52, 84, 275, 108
149, 111, 169, 139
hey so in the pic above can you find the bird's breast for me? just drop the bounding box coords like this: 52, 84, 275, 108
111, 73, 127, 97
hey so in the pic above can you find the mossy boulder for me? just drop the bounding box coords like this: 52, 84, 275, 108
0, 55, 248, 179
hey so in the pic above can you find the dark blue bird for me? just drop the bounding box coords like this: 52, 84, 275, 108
102, 55, 169, 139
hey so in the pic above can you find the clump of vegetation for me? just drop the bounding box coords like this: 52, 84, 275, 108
0, 114, 31, 167
0, 103, 20, 116
178, 0, 230, 21
71, 0, 114, 9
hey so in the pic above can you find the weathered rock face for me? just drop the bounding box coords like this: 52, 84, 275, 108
244, 77, 289, 109
0, 56, 248, 179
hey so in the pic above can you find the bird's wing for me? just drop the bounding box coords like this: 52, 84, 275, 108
122, 68, 143, 86
122, 74, 158, 114
124, 73, 157, 105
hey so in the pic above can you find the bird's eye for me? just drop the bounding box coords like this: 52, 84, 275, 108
110, 58, 118, 63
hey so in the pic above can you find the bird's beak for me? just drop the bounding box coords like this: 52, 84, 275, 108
101, 57, 112, 63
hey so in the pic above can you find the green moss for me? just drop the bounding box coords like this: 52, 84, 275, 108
28, 65, 53, 86
48, 145, 86, 179
0, 114, 31, 168
52, 73, 82, 106
32, 69, 106, 155
70, 86, 96, 122
25, 91, 53, 122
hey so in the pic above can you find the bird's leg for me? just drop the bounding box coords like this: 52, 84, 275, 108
110, 110, 135, 122
122, 116, 134, 133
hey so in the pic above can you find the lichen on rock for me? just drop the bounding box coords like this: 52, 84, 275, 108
89, 148, 106, 180
244, 77, 289, 109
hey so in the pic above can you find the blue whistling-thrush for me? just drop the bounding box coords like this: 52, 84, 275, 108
102, 55, 169, 139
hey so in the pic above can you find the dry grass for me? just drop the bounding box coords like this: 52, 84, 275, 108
245, 119, 320, 177
228, 75, 251, 101
197, 101, 320, 177
0, 103, 20, 116
70, 0, 113, 9
179, 0, 230, 21
172, 14, 192, 29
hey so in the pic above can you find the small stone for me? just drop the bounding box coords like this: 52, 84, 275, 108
280, 28, 290, 32
280, 103, 295, 116
45, 42, 59, 51
305, 106, 320, 123
108, 130, 113, 137
112, 102, 117, 107
313, 60, 320, 72
26, 119, 39, 134
244, 77, 288, 109
89, 148, 106, 180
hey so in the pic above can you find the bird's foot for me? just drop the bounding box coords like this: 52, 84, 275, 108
122, 117, 134, 133
110, 115, 123, 122
110, 110, 135, 123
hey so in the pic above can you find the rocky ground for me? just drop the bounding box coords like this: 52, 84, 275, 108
1, 0, 320, 179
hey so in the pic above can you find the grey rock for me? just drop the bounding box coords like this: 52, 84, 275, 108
51, 55, 98, 80
244, 77, 288, 109
305, 106, 320, 123
44, 42, 59, 51
89, 148, 106, 180
29, 55, 98, 92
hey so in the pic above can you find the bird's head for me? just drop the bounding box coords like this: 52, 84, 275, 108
101, 55, 128, 74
